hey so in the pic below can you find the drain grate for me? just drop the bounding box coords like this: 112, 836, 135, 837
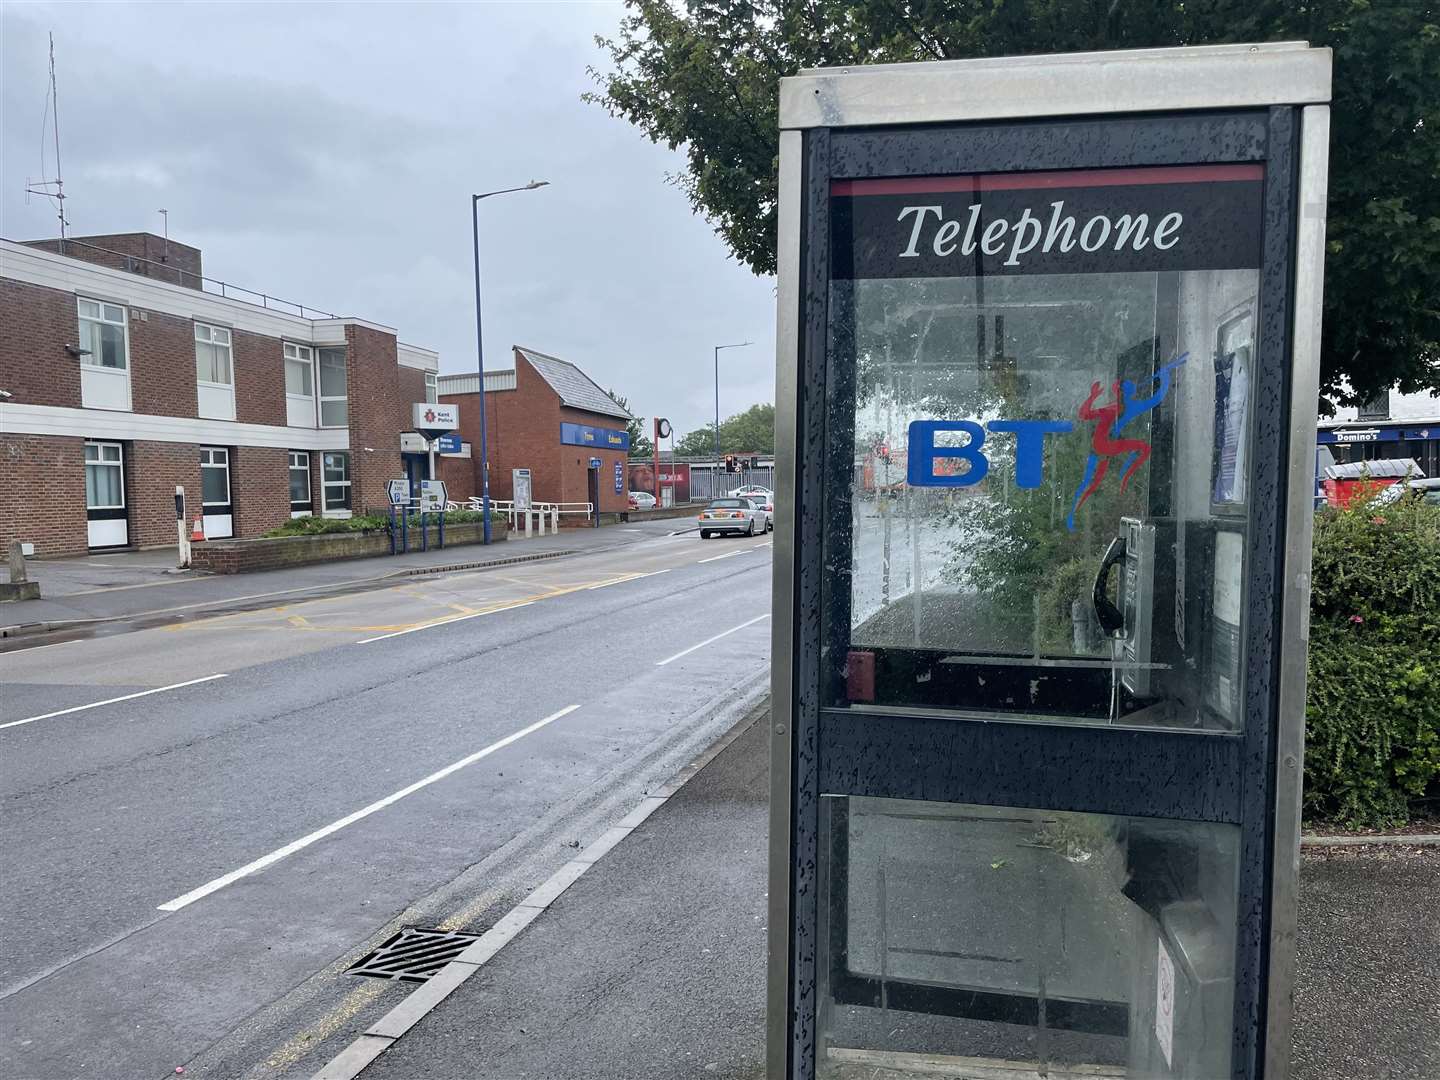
347, 927, 481, 982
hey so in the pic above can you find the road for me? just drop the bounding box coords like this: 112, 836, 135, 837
0, 519, 774, 1080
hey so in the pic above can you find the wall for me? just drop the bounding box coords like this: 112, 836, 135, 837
191, 518, 508, 574
232, 446, 293, 536
0, 279, 83, 408
345, 324, 405, 515
557, 405, 630, 516
0, 434, 87, 557
23, 233, 204, 289
234, 329, 287, 425
128, 442, 203, 548
128, 308, 200, 418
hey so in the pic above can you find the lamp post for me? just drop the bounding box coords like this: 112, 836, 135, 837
472, 181, 548, 544
713, 341, 752, 480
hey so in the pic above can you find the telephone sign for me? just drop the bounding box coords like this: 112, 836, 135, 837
769, 44, 1331, 1080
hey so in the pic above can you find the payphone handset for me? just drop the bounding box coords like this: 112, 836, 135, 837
1094, 516, 1168, 701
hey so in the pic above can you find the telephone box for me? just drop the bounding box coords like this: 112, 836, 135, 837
768, 44, 1331, 1080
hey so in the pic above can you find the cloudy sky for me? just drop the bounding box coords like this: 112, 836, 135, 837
1, 2, 777, 440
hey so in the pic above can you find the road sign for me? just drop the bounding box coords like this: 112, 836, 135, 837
436, 433, 462, 454
418, 479, 447, 513
589, 457, 602, 469
614, 462, 624, 494
387, 479, 410, 506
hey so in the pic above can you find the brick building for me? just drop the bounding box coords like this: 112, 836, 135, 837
0, 233, 442, 557
438, 346, 633, 519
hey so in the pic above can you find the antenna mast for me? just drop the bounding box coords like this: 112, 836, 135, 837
26, 33, 68, 242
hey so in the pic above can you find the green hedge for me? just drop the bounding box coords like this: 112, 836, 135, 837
1304, 493, 1440, 828
262, 509, 498, 538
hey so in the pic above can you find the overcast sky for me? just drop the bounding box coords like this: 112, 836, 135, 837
1, 2, 777, 440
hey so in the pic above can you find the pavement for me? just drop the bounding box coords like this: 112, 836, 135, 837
0, 516, 774, 1080
0, 516, 698, 638
333, 710, 1439, 1080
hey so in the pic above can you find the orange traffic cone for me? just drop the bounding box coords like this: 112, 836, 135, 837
191, 516, 205, 542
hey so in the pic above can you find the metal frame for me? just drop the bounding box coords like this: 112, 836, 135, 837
779, 42, 1329, 131
769, 44, 1331, 1080
1264, 104, 1330, 1080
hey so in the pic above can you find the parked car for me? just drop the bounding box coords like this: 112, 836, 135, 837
730, 485, 773, 500
698, 497, 766, 538
628, 491, 657, 510
1372, 476, 1440, 507
744, 495, 774, 532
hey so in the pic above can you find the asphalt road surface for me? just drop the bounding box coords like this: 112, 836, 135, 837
0, 520, 773, 1080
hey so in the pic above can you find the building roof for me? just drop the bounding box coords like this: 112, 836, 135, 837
1323, 458, 1425, 481
515, 346, 633, 421
438, 371, 515, 395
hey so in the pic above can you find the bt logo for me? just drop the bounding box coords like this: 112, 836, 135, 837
906, 354, 1188, 531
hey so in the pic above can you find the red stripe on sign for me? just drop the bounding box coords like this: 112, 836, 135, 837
831, 164, 1264, 197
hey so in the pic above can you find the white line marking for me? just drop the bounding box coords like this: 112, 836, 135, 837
0, 674, 229, 732
157, 704, 581, 912
588, 568, 672, 589
655, 614, 771, 666
356, 601, 534, 644
697, 549, 747, 564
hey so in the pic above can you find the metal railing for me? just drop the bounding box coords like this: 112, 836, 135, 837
18, 236, 340, 320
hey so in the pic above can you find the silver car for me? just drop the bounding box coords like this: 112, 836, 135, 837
698, 497, 766, 538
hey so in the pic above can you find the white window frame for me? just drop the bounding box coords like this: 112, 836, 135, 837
194, 323, 234, 388
84, 441, 126, 509
200, 446, 231, 507
284, 342, 314, 394
77, 297, 129, 370
321, 451, 352, 517
288, 450, 311, 514
425, 371, 438, 404
317, 347, 348, 428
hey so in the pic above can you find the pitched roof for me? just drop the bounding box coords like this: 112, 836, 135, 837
516, 346, 633, 421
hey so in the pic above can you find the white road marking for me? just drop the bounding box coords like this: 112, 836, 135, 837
156, 704, 582, 912
697, 549, 747, 564
355, 601, 534, 644
655, 614, 771, 666
586, 569, 671, 590
0, 674, 229, 732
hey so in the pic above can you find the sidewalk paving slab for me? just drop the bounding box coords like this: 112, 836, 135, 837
347, 712, 1438, 1080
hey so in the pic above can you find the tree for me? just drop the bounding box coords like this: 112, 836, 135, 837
607, 389, 653, 459
588, 0, 1440, 405
674, 402, 775, 456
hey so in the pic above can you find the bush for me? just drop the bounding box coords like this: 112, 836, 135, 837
262, 514, 389, 538
1304, 493, 1440, 828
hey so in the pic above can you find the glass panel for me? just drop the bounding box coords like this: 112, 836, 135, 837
285, 357, 312, 396
201, 454, 229, 504
102, 304, 124, 323
84, 443, 100, 464
323, 452, 349, 482
825, 165, 1263, 732
320, 399, 348, 427
102, 445, 121, 462
289, 466, 310, 504
318, 348, 347, 395
97, 322, 126, 369
85, 463, 122, 508
78, 299, 101, 319
818, 796, 1238, 1079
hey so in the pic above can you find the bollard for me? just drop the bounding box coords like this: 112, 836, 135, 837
8, 540, 28, 584
525, 510, 533, 538
551, 506, 559, 532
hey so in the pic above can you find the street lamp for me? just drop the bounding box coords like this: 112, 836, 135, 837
713, 341, 752, 469
472, 180, 549, 544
